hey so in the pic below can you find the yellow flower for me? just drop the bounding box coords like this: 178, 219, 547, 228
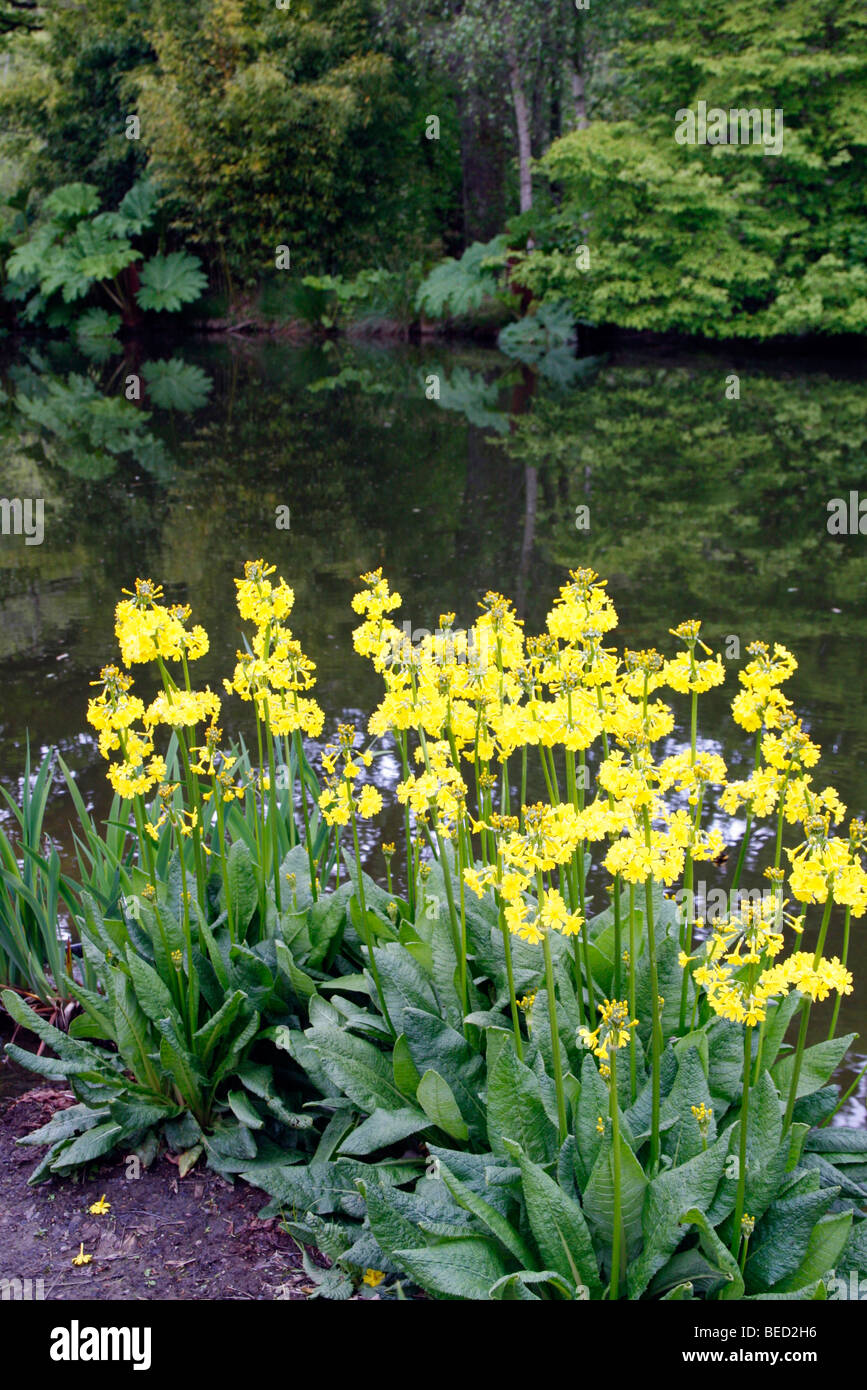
690, 1103, 713, 1138
89, 1194, 111, 1215
362, 1268, 385, 1287
579, 998, 638, 1063
356, 785, 383, 819
72, 1244, 92, 1266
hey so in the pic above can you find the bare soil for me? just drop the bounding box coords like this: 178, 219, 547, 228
0, 1069, 313, 1301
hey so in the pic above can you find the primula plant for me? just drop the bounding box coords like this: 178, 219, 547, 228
3, 562, 867, 1301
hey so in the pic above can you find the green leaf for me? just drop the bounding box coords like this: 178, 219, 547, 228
117, 180, 158, 235
627, 1135, 728, 1298
307, 881, 351, 967
661, 1045, 715, 1163
681, 1208, 744, 1300
274, 939, 318, 1001
306, 1022, 407, 1113
226, 839, 258, 932
192, 989, 246, 1063
745, 1188, 837, 1292
137, 251, 207, 312
707, 1017, 745, 1105
50, 1121, 124, 1171
141, 358, 212, 412
112, 975, 159, 1087
416, 1069, 469, 1141
426, 1145, 518, 1218
486, 1042, 558, 1165
361, 1179, 426, 1258
76, 306, 121, 340
439, 1160, 536, 1267
575, 1052, 611, 1184
125, 948, 184, 1032
489, 1269, 576, 1299
392, 1033, 421, 1099
774, 1212, 852, 1294
374, 942, 439, 1032
337, 1106, 429, 1157
4, 1043, 91, 1080
401, 1008, 486, 1140
584, 1128, 647, 1262
708, 1068, 784, 1230
393, 1238, 508, 1300
158, 1029, 205, 1112
761, 993, 801, 1068
17, 1103, 110, 1148
227, 1089, 264, 1130
44, 182, 100, 221
415, 236, 507, 318
772, 1033, 856, 1100
512, 1146, 603, 1297
806, 1128, 867, 1155
2, 989, 117, 1072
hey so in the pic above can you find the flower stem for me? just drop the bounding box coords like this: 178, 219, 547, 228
784, 892, 834, 1128
609, 1049, 623, 1300
827, 906, 850, 1041
628, 884, 637, 1102
349, 803, 391, 1031
542, 924, 567, 1144
731, 1023, 752, 1257
293, 729, 317, 902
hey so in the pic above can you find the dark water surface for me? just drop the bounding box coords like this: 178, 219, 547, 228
1, 334, 866, 1112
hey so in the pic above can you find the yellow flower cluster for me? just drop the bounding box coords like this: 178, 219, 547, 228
114, 581, 209, 667
693, 896, 853, 1025
88, 579, 220, 799
578, 998, 638, 1070
224, 561, 324, 739
317, 724, 383, 827
690, 1102, 713, 1137
731, 641, 798, 733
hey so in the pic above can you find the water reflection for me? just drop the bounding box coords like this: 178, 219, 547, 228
1, 334, 865, 1110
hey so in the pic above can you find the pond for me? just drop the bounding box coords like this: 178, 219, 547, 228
1, 332, 866, 1110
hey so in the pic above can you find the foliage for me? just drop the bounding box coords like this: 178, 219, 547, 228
515, 0, 867, 337
415, 236, 511, 319
2, 559, 864, 1301
136, 253, 207, 314
13, 368, 174, 479
0, 744, 85, 1014
256, 876, 865, 1301
4, 179, 206, 330
140, 358, 212, 412
2, 735, 344, 1180
132, 0, 460, 285
291, 266, 425, 331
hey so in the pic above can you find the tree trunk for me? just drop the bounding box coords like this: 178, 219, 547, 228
569, 56, 588, 130
507, 44, 533, 213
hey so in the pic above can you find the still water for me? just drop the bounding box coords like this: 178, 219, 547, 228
1, 333, 866, 1107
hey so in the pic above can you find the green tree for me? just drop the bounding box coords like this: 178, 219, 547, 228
135, 0, 457, 285
519, 0, 867, 337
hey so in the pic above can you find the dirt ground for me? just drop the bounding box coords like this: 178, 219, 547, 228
0, 1069, 315, 1301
